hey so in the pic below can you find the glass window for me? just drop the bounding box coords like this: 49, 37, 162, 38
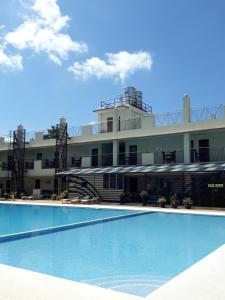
110, 174, 116, 189
103, 174, 109, 189
117, 174, 124, 189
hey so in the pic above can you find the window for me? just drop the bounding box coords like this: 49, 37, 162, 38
103, 174, 124, 190
91, 148, 98, 167
117, 174, 124, 189
103, 174, 109, 189
35, 179, 41, 189
110, 173, 116, 189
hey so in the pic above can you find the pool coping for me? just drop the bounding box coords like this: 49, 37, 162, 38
0, 201, 225, 299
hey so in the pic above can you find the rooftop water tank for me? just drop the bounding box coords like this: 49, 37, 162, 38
135, 91, 142, 102
124, 86, 136, 98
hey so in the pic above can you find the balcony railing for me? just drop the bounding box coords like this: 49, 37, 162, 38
42, 159, 55, 169
190, 147, 225, 163
153, 149, 184, 164
25, 160, 34, 170
1, 161, 12, 171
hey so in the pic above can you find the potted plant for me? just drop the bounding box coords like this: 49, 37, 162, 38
170, 194, 178, 208
183, 197, 193, 209
10, 191, 17, 201
51, 193, 57, 200
119, 192, 126, 205
139, 190, 149, 206
158, 196, 167, 208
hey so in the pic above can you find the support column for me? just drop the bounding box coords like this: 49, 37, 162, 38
183, 133, 190, 163
113, 140, 118, 166
183, 95, 190, 123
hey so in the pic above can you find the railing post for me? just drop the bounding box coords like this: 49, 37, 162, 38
183, 95, 191, 123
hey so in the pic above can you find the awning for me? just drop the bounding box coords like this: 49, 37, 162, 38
57, 162, 225, 176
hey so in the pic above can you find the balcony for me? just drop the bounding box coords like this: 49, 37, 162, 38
25, 160, 34, 170
42, 159, 55, 169
118, 150, 184, 166
190, 147, 225, 163
1, 161, 12, 171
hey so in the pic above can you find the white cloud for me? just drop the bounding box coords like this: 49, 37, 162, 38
68, 51, 153, 82
0, 47, 23, 71
5, 0, 87, 65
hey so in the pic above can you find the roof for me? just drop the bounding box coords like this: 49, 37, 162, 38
57, 163, 225, 176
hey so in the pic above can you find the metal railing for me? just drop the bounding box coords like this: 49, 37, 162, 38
100, 96, 152, 113
191, 105, 223, 122
25, 160, 34, 170
190, 147, 225, 163
42, 159, 55, 169
117, 152, 142, 166
1, 161, 12, 171
154, 149, 184, 164
154, 110, 183, 127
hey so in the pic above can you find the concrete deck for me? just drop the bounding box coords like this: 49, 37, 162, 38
0, 200, 225, 300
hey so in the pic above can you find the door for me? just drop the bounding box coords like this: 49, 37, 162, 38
107, 117, 113, 132
129, 145, 137, 165
91, 148, 98, 167
199, 139, 209, 162
119, 142, 125, 165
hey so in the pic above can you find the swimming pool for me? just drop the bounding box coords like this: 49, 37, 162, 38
0, 204, 225, 297
0, 203, 136, 235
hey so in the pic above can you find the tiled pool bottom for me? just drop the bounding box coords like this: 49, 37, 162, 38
0, 210, 225, 297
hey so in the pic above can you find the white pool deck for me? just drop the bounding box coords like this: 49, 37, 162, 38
0, 200, 225, 300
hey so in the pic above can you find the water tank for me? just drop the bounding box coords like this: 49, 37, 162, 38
135, 91, 143, 108
124, 86, 136, 98
124, 87, 136, 106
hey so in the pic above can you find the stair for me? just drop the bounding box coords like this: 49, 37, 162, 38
68, 175, 102, 200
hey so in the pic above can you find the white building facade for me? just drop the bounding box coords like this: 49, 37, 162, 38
1, 87, 225, 206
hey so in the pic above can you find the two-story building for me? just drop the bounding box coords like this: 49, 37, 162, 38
1, 87, 225, 206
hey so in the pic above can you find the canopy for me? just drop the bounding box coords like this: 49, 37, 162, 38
57, 162, 225, 176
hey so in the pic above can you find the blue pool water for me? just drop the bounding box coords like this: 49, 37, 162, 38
0, 204, 135, 235
0, 207, 225, 297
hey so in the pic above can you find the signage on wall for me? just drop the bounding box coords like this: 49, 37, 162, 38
208, 183, 224, 188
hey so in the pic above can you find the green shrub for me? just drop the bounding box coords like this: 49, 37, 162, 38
158, 197, 167, 208
183, 197, 193, 209
51, 194, 57, 200
120, 192, 126, 204
170, 194, 178, 208
139, 190, 149, 206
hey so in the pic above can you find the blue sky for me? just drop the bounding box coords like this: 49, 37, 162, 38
0, 0, 225, 135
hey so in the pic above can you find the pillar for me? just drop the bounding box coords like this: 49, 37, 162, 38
183, 95, 190, 123
113, 140, 118, 166
183, 133, 190, 163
